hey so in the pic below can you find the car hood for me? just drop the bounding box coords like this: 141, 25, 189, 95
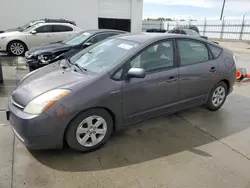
0, 31, 21, 37
28, 42, 71, 55
11, 62, 93, 107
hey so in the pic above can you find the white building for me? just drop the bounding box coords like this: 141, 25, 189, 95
0, 0, 143, 32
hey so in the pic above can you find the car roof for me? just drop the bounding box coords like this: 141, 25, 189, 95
114, 32, 222, 47
82, 29, 127, 34
113, 33, 178, 43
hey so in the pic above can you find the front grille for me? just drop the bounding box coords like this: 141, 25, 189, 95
10, 97, 24, 109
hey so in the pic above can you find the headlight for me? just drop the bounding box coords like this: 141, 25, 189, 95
23, 89, 70, 115
38, 55, 52, 64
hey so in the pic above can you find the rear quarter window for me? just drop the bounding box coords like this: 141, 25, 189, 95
208, 44, 223, 58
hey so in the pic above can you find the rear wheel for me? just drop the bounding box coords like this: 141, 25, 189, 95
66, 109, 113, 152
7, 41, 27, 56
205, 82, 228, 111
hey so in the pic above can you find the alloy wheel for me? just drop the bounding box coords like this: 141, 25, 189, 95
212, 86, 226, 107
10, 42, 25, 55
76, 115, 107, 147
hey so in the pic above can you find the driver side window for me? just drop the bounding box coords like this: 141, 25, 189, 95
130, 41, 174, 73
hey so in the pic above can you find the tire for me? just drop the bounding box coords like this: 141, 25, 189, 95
28, 66, 35, 72
7, 41, 27, 56
205, 81, 228, 111
66, 108, 113, 152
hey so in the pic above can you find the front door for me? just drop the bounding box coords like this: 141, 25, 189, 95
122, 40, 179, 124
27, 25, 53, 48
177, 39, 219, 104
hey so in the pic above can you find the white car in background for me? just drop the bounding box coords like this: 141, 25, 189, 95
0, 22, 82, 56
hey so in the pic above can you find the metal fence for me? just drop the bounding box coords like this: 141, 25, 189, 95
142, 17, 250, 41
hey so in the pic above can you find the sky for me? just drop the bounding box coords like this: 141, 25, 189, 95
143, 0, 250, 20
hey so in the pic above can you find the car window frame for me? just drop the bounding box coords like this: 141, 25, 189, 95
111, 39, 177, 81
52, 24, 73, 32
176, 38, 213, 67
34, 24, 53, 33
207, 44, 223, 59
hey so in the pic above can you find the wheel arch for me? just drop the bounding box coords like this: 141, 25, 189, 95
206, 79, 230, 102
220, 79, 230, 94
63, 106, 117, 143
7, 39, 28, 51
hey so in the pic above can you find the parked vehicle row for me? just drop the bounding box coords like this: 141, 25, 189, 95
146, 25, 208, 40
0, 21, 82, 56
25, 29, 126, 71
6, 33, 236, 152
2, 18, 77, 33
168, 28, 208, 39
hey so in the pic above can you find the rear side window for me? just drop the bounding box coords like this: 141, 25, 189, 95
35, 25, 53, 33
178, 39, 209, 66
53, 25, 73, 32
208, 44, 222, 58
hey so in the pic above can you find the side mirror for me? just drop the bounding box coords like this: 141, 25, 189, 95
30, 30, 37, 35
127, 68, 146, 78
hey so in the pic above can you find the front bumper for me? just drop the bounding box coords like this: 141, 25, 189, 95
7, 99, 68, 150
0, 44, 6, 52
26, 58, 48, 71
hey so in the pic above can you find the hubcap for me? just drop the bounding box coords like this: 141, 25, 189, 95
10, 43, 24, 55
212, 86, 226, 107
76, 116, 107, 147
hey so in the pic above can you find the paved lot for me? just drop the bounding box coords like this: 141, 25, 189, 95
1, 42, 250, 188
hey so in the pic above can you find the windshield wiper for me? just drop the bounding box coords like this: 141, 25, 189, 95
66, 58, 87, 73
74, 63, 87, 74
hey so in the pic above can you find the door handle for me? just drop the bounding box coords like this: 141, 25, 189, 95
166, 76, 177, 83
47, 35, 52, 37
210, 66, 216, 73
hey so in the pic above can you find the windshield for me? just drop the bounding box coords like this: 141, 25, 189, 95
22, 23, 40, 32
183, 29, 200, 36
70, 39, 139, 73
62, 32, 91, 46
10, 20, 37, 32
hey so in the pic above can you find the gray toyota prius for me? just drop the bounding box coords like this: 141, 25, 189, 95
6, 33, 236, 152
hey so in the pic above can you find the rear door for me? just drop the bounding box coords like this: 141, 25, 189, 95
177, 38, 219, 104
52, 24, 74, 42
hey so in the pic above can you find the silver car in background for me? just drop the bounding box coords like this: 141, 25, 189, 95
0, 22, 82, 56
6, 33, 236, 152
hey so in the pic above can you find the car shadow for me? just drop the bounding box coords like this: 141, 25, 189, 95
30, 93, 250, 172
30, 113, 215, 172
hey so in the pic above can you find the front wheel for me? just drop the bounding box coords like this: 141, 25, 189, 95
65, 109, 113, 152
205, 82, 228, 111
7, 41, 27, 56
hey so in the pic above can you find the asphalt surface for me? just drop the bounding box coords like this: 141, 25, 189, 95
0, 44, 250, 188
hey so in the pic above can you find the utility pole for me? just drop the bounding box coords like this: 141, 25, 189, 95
220, 0, 226, 20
